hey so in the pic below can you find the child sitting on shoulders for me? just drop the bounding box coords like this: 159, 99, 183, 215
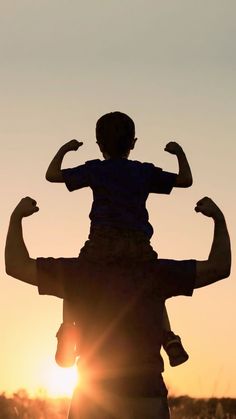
46, 111, 193, 369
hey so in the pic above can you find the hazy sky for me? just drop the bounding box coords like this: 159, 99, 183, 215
0, 0, 235, 398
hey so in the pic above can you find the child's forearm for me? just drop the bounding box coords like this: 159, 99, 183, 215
46, 140, 83, 183
45, 147, 66, 183
175, 149, 193, 188
164, 142, 192, 188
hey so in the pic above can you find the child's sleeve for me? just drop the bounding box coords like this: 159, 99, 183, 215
149, 165, 177, 194
61, 164, 89, 191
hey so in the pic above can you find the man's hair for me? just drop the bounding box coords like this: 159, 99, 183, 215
96, 111, 135, 158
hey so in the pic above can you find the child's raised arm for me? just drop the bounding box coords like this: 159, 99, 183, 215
165, 141, 193, 188
46, 139, 83, 182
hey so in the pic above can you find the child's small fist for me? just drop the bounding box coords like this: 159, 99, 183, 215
164, 141, 182, 155
63, 139, 83, 152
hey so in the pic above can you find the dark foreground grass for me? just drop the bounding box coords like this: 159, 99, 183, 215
0, 391, 236, 418
168, 396, 236, 418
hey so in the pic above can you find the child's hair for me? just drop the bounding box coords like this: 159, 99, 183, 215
96, 111, 135, 158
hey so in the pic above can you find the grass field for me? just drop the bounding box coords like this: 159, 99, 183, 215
0, 392, 236, 418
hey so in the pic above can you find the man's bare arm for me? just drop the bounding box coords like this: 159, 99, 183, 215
5, 197, 39, 286
45, 139, 83, 182
195, 197, 231, 288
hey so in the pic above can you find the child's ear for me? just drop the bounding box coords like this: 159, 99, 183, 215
96, 140, 104, 152
130, 137, 138, 150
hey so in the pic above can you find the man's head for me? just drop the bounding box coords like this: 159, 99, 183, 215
96, 111, 137, 158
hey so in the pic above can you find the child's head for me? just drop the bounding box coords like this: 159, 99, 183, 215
96, 111, 137, 158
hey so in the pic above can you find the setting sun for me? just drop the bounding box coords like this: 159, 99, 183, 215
40, 361, 79, 398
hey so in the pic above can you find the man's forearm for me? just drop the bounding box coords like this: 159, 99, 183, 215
5, 213, 37, 286
175, 150, 193, 187
208, 212, 231, 278
195, 213, 231, 288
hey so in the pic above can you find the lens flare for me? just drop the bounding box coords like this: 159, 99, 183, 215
40, 362, 79, 397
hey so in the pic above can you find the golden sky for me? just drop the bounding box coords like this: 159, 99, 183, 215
0, 0, 235, 398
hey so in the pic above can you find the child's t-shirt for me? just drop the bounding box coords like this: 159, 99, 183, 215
62, 158, 177, 239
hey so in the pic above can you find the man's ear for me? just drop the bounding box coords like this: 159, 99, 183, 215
130, 137, 138, 150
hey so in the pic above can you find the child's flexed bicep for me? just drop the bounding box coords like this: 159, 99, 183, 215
165, 141, 193, 188
46, 140, 83, 183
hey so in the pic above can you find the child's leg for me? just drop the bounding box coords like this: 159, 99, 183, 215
63, 298, 76, 324
162, 305, 171, 331
55, 299, 79, 368
162, 305, 189, 367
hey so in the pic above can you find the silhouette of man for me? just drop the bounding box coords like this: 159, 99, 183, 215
5, 196, 231, 419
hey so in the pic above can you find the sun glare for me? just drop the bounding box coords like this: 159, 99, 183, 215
40, 362, 79, 398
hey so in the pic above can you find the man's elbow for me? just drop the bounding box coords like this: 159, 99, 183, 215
195, 259, 231, 288
219, 265, 231, 279
210, 264, 231, 281
5, 259, 37, 286
5, 265, 19, 279
5, 260, 22, 279
5, 256, 27, 279
216, 255, 231, 280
